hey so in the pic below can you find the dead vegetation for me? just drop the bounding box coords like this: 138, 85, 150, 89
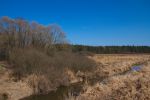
0, 16, 150, 100
0, 62, 33, 100
0, 16, 97, 99
1, 54, 150, 100
68, 54, 150, 100
89, 54, 150, 77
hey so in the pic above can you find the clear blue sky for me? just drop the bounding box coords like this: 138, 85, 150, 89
0, 0, 150, 46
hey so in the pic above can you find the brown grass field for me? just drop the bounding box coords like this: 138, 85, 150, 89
67, 54, 150, 100
0, 54, 150, 100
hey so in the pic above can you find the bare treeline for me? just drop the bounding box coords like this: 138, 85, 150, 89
0, 16, 67, 49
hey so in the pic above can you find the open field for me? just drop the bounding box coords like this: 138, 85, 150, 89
1, 54, 150, 100
89, 54, 150, 77
69, 54, 150, 100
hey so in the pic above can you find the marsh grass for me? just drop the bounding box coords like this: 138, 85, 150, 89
73, 55, 150, 100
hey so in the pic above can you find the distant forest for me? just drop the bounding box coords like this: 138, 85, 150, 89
71, 45, 150, 54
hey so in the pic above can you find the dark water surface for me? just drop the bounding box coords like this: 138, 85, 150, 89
21, 82, 83, 100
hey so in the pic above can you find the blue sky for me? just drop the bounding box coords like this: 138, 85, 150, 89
0, 0, 150, 46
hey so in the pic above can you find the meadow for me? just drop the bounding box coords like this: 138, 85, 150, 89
1, 54, 150, 100
67, 54, 150, 100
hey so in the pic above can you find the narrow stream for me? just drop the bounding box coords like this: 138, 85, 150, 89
21, 82, 83, 100
131, 65, 142, 71
21, 65, 143, 100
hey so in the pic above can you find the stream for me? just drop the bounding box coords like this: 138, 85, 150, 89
21, 65, 143, 100
21, 82, 83, 100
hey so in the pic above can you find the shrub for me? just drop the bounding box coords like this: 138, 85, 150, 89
8, 47, 96, 93
54, 51, 96, 72
9, 48, 50, 76
9, 48, 96, 76
0, 16, 97, 94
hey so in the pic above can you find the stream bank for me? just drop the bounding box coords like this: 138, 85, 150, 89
21, 64, 143, 100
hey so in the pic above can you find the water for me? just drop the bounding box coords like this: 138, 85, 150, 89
21, 82, 83, 100
131, 65, 142, 71
21, 86, 69, 100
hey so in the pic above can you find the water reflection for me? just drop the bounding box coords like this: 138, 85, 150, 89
21, 82, 83, 100
131, 65, 142, 71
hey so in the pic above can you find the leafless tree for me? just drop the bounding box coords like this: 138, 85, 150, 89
0, 16, 67, 49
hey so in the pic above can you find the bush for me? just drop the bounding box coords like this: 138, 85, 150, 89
0, 49, 7, 60
8, 47, 96, 93
0, 16, 97, 94
54, 51, 96, 72
9, 48, 96, 76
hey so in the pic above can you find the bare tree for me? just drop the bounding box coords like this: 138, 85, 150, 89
0, 16, 68, 50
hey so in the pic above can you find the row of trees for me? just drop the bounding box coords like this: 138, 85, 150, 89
0, 16, 68, 59
72, 45, 150, 54
0, 16, 66, 49
0, 16, 97, 94
0, 16, 150, 55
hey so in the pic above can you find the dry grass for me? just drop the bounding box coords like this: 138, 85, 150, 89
69, 54, 150, 100
89, 54, 150, 77
0, 62, 33, 100
1, 54, 150, 100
